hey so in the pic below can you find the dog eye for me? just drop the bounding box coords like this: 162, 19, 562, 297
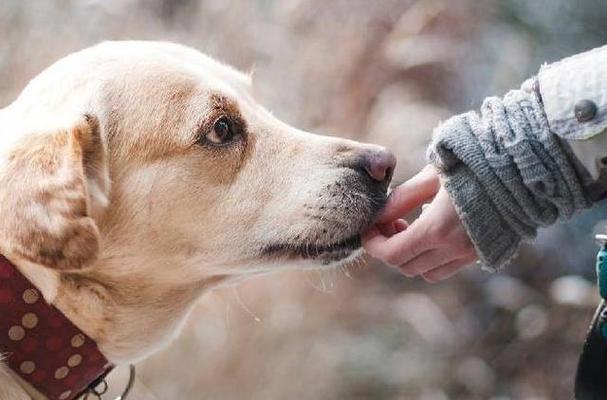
206, 117, 235, 145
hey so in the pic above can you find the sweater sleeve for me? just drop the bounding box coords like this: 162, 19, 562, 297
426, 80, 594, 271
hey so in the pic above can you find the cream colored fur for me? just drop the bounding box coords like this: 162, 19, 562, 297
0, 41, 391, 399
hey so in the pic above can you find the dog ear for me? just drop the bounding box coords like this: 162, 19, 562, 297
0, 115, 110, 271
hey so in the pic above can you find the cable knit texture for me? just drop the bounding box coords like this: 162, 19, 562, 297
427, 83, 592, 271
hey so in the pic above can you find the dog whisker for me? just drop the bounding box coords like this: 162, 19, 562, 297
232, 287, 262, 323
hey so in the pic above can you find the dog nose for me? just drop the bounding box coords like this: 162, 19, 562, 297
361, 148, 396, 183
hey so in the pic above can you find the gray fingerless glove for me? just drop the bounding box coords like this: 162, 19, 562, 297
427, 81, 592, 271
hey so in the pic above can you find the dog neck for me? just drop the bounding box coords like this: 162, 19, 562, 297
0, 255, 114, 400
10, 251, 231, 366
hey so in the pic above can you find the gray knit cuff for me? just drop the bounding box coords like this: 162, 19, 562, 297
427, 86, 592, 271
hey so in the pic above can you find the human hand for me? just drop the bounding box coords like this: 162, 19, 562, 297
362, 165, 478, 282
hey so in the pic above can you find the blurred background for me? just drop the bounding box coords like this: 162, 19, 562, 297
2, 1, 607, 399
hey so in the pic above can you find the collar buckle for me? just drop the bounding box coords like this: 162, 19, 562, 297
82, 365, 136, 400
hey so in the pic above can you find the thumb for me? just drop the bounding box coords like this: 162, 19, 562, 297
377, 165, 440, 224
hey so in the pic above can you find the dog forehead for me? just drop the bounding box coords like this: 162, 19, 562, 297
148, 41, 252, 89
98, 41, 252, 96
14, 41, 251, 116
6, 41, 262, 164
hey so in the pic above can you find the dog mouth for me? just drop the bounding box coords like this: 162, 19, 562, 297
262, 234, 362, 264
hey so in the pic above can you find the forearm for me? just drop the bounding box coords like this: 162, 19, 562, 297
427, 80, 595, 271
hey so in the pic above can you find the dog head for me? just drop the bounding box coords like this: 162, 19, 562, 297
0, 41, 395, 280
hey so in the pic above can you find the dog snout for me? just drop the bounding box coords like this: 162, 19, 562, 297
359, 148, 396, 185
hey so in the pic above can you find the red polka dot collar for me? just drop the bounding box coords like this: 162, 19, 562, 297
0, 255, 114, 400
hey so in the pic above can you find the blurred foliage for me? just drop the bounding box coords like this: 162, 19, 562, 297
2, 1, 607, 399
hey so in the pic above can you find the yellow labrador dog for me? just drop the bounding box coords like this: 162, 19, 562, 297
0, 41, 395, 399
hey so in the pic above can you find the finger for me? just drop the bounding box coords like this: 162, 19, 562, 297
376, 222, 396, 237
377, 165, 440, 224
394, 219, 408, 233
421, 257, 475, 283
376, 219, 408, 237
398, 249, 456, 277
363, 220, 432, 266
362, 225, 382, 242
